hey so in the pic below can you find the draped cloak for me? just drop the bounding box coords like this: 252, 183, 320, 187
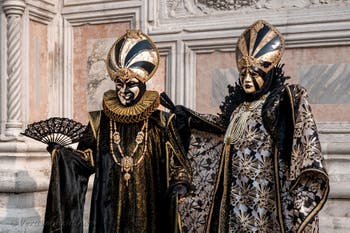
178, 84, 329, 233
43, 92, 192, 233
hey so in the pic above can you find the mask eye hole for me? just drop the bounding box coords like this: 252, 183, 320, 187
127, 81, 139, 88
115, 79, 124, 89
250, 71, 258, 79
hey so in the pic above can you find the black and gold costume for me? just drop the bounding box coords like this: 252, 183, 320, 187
205, 82, 329, 233
169, 20, 329, 233
43, 30, 192, 233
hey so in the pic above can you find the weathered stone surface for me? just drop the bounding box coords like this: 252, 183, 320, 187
1, 0, 350, 232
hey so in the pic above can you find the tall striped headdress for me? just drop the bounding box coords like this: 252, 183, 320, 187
236, 20, 285, 75
106, 30, 160, 83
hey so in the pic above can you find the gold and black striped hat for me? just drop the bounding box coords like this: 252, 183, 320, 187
236, 20, 285, 75
106, 30, 160, 83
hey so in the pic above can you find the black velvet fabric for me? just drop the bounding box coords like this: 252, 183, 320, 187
43, 110, 190, 233
43, 148, 94, 233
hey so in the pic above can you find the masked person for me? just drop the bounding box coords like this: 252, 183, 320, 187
163, 20, 329, 233
43, 30, 192, 233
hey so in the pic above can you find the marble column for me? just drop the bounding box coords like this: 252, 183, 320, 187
3, 0, 26, 139
0, 2, 48, 232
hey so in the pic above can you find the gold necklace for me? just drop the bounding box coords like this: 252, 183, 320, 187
224, 94, 268, 145
109, 119, 148, 186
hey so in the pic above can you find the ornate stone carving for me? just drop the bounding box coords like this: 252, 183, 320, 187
166, 0, 350, 16
198, 0, 256, 10
167, 0, 201, 16
3, 0, 26, 138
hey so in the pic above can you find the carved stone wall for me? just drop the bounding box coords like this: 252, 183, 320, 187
0, 0, 349, 232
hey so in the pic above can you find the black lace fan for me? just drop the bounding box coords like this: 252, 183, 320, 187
21, 117, 87, 146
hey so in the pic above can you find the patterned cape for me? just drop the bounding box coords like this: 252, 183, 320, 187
179, 84, 329, 233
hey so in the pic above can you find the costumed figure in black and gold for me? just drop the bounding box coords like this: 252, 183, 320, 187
43, 30, 192, 233
163, 20, 329, 233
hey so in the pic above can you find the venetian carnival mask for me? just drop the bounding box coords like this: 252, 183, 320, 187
115, 76, 146, 106
106, 30, 159, 106
236, 20, 285, 94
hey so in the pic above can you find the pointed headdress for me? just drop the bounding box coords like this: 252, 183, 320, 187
236, 20, 285, 75
106, 30, 160, 83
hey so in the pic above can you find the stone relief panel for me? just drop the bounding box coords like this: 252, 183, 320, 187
166, 0, 350, 17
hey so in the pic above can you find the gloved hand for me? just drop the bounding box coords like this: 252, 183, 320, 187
172, 184, 188, 198
160, 92, 191, 151
160, 93, 189, 127
174, 105, 189, 132
173, 105, 191, 152
46, 142, 61, 154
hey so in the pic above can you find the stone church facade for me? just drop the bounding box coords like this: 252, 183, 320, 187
0, 0, 349, 232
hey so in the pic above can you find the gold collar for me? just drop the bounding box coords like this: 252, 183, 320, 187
102, 90, 160, 123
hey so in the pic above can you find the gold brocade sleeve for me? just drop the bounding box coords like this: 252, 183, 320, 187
186, 110, 226, 134
285, 85, 329, 233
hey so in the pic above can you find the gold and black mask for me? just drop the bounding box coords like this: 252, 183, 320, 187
106, 29, 160, 84
236, 20, 285, 95
106, 30, 160, 106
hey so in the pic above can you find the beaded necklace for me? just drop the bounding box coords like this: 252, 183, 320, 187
109, 119, 148, 186
224, 93, 268, 145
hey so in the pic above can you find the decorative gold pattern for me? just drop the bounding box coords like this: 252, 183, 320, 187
102, 90, 160, 123
204, 85, 328, 233
109, 119, 149, 186
115, 68, 140, 82
236, 20, 285, 74
77, 148, 95, 167
224, 94, 267, 145
226, 96, 279, 232
106, 30, 160, 83
282, 85, 329, 232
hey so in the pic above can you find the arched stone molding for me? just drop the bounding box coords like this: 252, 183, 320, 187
26, 0, 56, 24
62, 0, 142, 27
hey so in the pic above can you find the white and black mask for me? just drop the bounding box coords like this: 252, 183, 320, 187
115, 77, 146, 106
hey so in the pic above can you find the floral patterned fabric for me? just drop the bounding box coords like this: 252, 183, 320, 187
279, 85, 329, 232
227, 98, 280, 232
179, 130, 223, 233
179, 85, 329, 233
